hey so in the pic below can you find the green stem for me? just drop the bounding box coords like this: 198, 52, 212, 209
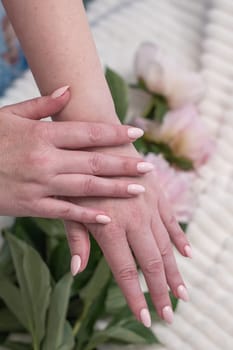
142, 97, 155, 119
72, 303, 89, 336
33, 337, 39, 350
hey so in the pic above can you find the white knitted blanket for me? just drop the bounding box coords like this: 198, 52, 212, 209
0, 1, 233, 349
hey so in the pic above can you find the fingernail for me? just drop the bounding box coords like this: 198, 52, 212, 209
137, 162, 155, 173
162, 306, 174, 324
128, 127, 144, 139
71, 255, 81, 276
96, 215, 111, 224
140, 308, 151, 328
177, 285, 189, 302
127, 184, 145, 195
184, 245, 193, 259
51, 85, 69, 98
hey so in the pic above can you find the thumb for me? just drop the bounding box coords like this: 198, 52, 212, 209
64, 220, 91, 276
2, 85, 70, 120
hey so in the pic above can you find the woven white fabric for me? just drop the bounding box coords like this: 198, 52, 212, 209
0, 1, 233, 349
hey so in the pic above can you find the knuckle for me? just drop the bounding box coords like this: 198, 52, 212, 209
118, 266, 138, 281
94, 223, 122, 246
26, 149, 52, 176
88, 124, 103, 144
145, 258, 163, 275
89, 153, 103, 175
83, 177, 96, 195
160, 241, 172, 257
112, 183, 124, 196
168, 214, 177, 228
68, 233, 82, 245
58, 205, 72, 219
79, 210, 92, 223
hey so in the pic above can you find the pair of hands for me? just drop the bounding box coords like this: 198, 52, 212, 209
0, 87, 191, 327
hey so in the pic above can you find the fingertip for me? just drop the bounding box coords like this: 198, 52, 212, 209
71, 255, 81, 276
51, 85, 70, 99
184, 245, 193, 259
127, 127, 144, 140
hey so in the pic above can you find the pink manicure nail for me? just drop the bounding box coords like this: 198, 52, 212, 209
127, 127, 144, 139
184, 245, 193, 259
177, 285, 189, 302
162, 306, 174, 324
140, 308, 151, 328
96, 215, 111, 224
137, 162, 155, 173
127, 184, 145, 195
71, 255, 81, 276
51, 85, 69, 99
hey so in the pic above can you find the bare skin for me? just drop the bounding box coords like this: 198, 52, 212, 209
3, 0, 192, 325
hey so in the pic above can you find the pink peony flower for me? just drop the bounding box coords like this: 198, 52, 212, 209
144, 153, 196, 222
135, 42, 205, 109
133, 105, 215, 168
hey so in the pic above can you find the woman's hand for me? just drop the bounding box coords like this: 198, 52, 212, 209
0, 87, 154, 223
64, 145, 192, 327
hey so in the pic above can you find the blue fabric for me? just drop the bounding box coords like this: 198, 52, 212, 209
0, 3, 28, 96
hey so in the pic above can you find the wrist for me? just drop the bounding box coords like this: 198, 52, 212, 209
53, 90, 119, 124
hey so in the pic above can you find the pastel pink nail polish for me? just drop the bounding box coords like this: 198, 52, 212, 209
71, 255, 81, 276
177, 285, 189, 302
127, 184, 145, 195
127, 127, 144, 139
96, 215, 111, 224
137, 162, 155, 173
51, 85, 69, 99
162, 306, 174, 324
184, 245, 193, 259
140, 308, 151, 328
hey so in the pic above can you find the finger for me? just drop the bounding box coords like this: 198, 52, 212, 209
47, 121, 145, 149
64, 220, 90, 275
127, 227, 173, 324
34, 197, 112, 224
158, 192, 192, 258
2, 86, 70, 120
55, 150, 154, 177
95, 227, 151, 328
49, 174, 146, 198
151, 215, 189, 303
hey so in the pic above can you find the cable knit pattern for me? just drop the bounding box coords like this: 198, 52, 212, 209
0, 1, 232, 349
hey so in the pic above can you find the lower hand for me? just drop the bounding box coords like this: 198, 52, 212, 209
64, 145, 192, 326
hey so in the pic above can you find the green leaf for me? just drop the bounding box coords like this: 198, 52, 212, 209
71, 237, 102, 294
0, 279, 28, 329
1, 342, 32, 350
80, 257, 111, 304
49, 240, 70, 281
120, 321, 159, 344
0, 308, 24, 332
179, 222, 188, 232
74, 258, 112, 350
84, 326, 149, 350
105, 67, 129, 122
57, 322, 75, 350
6, 233, 52, 350
133, 138, 148, 154
43, 273, 73, 350
105, 285, 126, 315
153, 96, 169, 123
0, 238, 14, 279
32, 218, 65, 239
170, 292, 179, 311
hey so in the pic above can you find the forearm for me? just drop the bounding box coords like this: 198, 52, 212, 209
2, 0, 117, 123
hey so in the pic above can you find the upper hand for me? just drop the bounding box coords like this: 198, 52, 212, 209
0, 87, 153, 222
